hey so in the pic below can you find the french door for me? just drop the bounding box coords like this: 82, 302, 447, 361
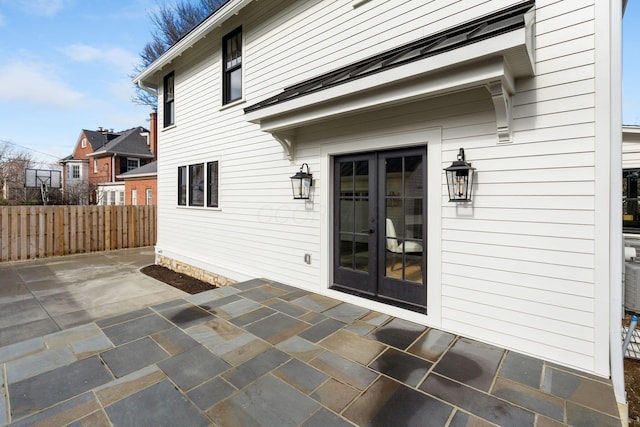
332, 147, 427, 310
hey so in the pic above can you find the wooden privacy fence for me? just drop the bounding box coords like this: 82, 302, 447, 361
0, 205, 156, 262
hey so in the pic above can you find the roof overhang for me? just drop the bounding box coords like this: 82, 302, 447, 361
133, 0, 254, 90
87, 151, 154, 159
623, 125, 640, 143
245, 2, 535, 160
116, 172, 157, 180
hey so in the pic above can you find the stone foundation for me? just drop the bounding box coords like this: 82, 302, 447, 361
156, 255, 237, 288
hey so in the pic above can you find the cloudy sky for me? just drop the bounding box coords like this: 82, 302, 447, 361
0, 0, 156, 166
0, 1, 639, 166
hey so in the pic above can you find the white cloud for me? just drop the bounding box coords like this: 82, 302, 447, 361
19, 0, 66, 17
63, 44, 139, 73
109, 78, 137, 104
0, 60, 84, 108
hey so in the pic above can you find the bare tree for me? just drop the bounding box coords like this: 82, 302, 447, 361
132, 0, 228, 107
0, 141, 37, 204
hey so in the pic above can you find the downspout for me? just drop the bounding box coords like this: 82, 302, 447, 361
609, 0, 625, 410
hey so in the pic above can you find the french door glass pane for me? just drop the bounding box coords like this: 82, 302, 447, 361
338, 159, 369, 273
354, 235, 369, 272
384, 154, 423, 284
339, 233, 353, 268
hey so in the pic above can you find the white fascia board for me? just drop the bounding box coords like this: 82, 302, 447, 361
623, 125, 640, 135
87, 151, 154, 158
96, 182, 125, 189
246, 29, 529, 132
133, 0, 254, 88
116, 172, 157, 179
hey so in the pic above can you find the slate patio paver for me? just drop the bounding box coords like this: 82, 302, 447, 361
207, 375, 320, 427
186, 376, 236, 411
157, 345, 230, 391
105, 380, 209, 427
343, 375, 453, 427
272, 358, 329, 394
101, 313, 173, 346
9, 356, 113, 419
100, 337, 168, 378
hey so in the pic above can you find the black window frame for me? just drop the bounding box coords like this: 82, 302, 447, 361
177, 161, 220, 208
624, 168, 640, 232
189, 163, 205, 207
178, 166, 187, 206
222, 26, 242, 105
163, 72, 175, 127
207, 161, 219, 208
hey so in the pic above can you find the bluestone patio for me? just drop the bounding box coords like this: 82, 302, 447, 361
0, 249, 622, 426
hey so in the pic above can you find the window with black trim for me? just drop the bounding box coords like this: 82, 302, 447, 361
207, 161, 219, 207
222, 27, 242, 104
127, 158, 140, 171
177, 162, 219, 208
624, 169, 640, 232
189, 163, 204, 206
178, 166, 187, 205
164, 72, 175, 127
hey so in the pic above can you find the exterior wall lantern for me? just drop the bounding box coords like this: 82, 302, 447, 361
444, 148, 475, 202
290, 163, 313, 199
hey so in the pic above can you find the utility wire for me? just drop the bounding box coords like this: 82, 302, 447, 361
0, 139, 62, 160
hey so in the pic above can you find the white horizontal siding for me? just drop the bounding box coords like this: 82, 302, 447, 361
151, 0, 607, 375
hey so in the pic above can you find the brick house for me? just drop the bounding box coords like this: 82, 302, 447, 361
59, 128, 119, 204
116, 111, 158, 205
60, 124, 155, 205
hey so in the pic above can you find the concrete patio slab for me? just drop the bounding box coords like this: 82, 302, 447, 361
0, 251, 624, 426
0, 248, 185, 348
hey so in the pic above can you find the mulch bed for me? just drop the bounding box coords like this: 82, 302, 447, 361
140, 264, 216, 294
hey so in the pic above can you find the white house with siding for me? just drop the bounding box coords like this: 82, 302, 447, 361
135, 0, 627, 405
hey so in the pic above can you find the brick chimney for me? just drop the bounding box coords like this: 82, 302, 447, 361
149, 110, 158, 160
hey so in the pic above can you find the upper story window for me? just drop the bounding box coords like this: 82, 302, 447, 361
164, 72, 175, 127
81, 138, 87, 148
223, 27, 242, 104
93, 159, 98, 173
127, 158, 140, 171
72, 165, 80, 179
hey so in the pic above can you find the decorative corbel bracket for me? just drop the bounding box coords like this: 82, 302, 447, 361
486, 80, 513, 144
272, 131, 296, 161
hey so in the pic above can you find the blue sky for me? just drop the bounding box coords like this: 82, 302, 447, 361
0, 0, 156, 166
0, 1, 639, 166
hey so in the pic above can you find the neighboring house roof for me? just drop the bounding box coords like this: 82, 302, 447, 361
88, 127, 154, 159
83, 129, 118, 151
116, 161, 157, 179
245, 1, 534, 114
